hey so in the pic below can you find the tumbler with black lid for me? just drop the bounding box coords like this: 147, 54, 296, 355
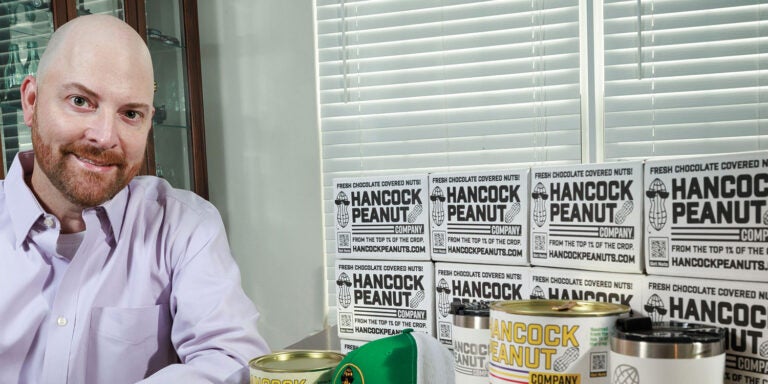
610, 316, 726, 384
451, 301, 490, 384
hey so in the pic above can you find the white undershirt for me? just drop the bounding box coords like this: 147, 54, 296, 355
56, 232, 85, 260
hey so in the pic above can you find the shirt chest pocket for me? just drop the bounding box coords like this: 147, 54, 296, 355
87, 304, 176, 382
91, 305, 169, 343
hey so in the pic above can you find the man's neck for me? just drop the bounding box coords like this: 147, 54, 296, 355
27, 164, 86, 234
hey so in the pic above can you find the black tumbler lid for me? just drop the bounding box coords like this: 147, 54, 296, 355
612, 316, 726, 358
450, 300, 490, 317
450, 301, 490, 329
614, 316, 725, 344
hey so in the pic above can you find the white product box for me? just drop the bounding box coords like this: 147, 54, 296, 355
335, 259, 434, 341
333, 174, 430, 260
434, 262, 531, 347
429, 169, 530, 265
529, 267, 645, 315
642, 274, 768, 384
529, 162, 645, 273
644, 151, 768, 282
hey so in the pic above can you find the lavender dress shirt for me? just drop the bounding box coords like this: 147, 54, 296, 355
0, 151, 269, 383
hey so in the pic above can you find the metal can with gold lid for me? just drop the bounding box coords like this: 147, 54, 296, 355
488, 300, 630, 384
250, 350, 344, 384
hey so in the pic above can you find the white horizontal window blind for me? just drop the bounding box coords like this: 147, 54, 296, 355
317, 0, 582, 176
316, 0, 582, 317
603, 0, 768, 161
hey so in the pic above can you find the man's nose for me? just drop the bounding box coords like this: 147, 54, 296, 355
84, 109, 119, 148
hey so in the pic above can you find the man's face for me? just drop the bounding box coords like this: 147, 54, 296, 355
25, 36, 154, 207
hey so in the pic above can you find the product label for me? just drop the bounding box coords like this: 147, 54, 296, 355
644, 151, 768, 281
453, 326, 490, 383
529, 162, 644, 273
250, 370, 331, 384
333, 175, 430, 260
488, 313, 616, 384
434, 263, 530, 346
429, 169, 530, 264
336, 260, 434, 341
643, 275, 768, 384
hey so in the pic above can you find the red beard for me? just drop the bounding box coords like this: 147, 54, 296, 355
31, 126, 141, 207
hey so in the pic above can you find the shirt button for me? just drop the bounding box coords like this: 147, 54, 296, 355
56, 316, 68, 327
43, 215, 55, 228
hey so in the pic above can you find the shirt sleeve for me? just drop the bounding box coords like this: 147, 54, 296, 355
137, 206, 270, 383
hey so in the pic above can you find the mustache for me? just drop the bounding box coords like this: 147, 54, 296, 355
61, 143, 126, 167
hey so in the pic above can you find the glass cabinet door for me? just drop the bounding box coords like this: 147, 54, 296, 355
0, 0, 126, 175
0, 0, 53, 173
144, 0, 193, 191
0, 0, 206, 197
74, 0, 125, 19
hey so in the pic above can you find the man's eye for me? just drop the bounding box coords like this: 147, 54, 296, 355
125, 110, 139, 120
71, 96, 87, 107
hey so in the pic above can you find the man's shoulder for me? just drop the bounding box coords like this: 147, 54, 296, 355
126, 175, 217, 219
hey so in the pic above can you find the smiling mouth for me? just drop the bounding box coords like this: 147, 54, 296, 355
74, 154, 119, 171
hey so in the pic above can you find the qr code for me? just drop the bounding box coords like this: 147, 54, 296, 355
340, 313, 352, 327
532, 232, 547, 258
439, 322, 452, 340
337, 232, 351, 253
339, 313, 353, 333
590, 352, 607, 377
649, 237, 669, 267
434, 232, 445, 247
432, 231, 446, 254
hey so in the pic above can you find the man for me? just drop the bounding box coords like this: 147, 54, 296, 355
0, 14, 269, 383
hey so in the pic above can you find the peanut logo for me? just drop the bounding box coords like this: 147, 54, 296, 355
645, 178, 668, 231
532, 183, 548, 227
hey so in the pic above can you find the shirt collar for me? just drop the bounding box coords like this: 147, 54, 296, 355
5, 150, 128, 246
101, 182, 127, 243
6, 151, 45, 248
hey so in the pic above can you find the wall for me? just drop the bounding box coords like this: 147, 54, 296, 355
197, 1, 326, 349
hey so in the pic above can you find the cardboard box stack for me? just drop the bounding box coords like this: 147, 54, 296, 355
330, 150, 768, 384
640, 151, 768, 384
333, 175, 435, 344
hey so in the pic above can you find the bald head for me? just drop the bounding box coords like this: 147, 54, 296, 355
36, 14, 153, 92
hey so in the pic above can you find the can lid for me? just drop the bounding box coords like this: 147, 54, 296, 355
450, 300, 490, 317
611, 317, 726, 358
490, 300, 630, 317
249, 350, 344, 373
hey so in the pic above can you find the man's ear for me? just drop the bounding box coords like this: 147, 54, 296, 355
20, 75, 38, 127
